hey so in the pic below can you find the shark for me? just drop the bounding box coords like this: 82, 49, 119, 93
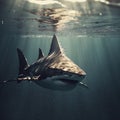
0, 35, 87, 90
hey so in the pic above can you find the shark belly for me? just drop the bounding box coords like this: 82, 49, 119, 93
33, 75, 79, 91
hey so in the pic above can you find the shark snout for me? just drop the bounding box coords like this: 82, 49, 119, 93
79, 70, 86, 77
72, 71, 86, 81
81, 71, 86, 77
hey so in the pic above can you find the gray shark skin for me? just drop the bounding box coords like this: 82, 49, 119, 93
17, 35, 87, 90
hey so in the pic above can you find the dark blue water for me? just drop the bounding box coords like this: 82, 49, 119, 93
0, 0, 120, 120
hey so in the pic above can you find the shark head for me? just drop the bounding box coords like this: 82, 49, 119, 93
17, 35, 86, 90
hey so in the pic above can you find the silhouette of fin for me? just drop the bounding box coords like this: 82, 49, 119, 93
79, 82, 88, 88
48, 34, 62, 55
37, 48, 44, 60
17, 48, 29, 75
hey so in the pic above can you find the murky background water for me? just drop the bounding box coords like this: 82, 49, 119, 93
0, 0, 120, 120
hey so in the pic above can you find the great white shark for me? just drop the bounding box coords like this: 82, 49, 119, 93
0, 35, 87, 90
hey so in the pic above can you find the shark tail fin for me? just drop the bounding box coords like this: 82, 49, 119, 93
37, 48, 44, 60
17, 48, 29, 75
48, 34, 62, 55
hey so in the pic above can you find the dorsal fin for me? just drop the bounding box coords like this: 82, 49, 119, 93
37, 48, 44, 60
48, 34, 62, 55
17, 48, 28, 75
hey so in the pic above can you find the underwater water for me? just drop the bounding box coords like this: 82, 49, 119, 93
0, 0, 120, 120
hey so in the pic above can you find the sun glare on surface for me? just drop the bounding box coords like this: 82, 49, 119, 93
65, 0, 87, 2
27, 0, 87, 5
27, 0, 66, 7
